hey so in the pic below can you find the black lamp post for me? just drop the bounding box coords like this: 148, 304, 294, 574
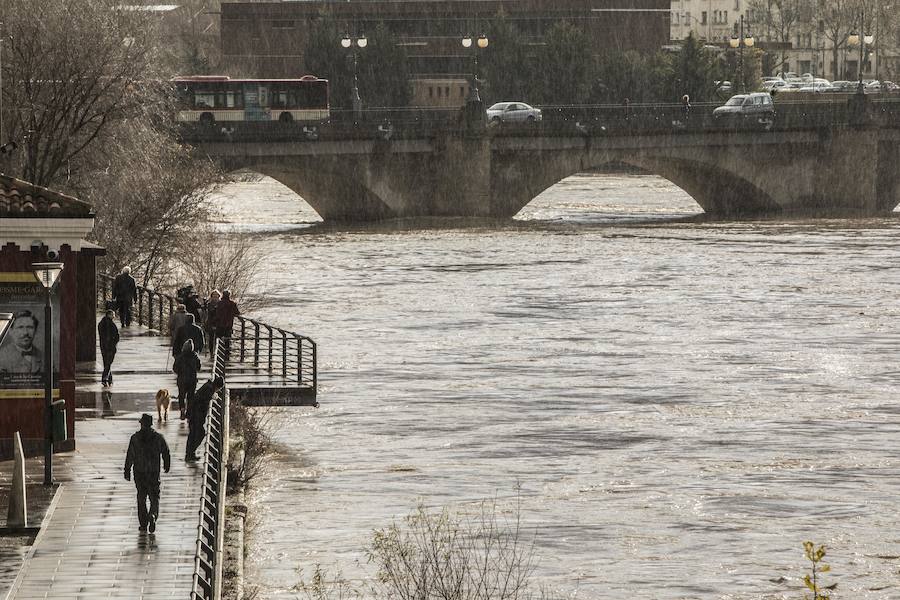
461, 34, 489, 103
340, 34, 367, 119
729, 16, 755, 93
847, 12, 874, 95
32, 262, 63, 486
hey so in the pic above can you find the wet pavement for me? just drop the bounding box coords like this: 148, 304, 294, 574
2, 323, 214, 599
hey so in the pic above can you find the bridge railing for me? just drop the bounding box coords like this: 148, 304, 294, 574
177, 97, 900, 143
190, 338, 229, 600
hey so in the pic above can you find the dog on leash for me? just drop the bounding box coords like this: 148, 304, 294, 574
155, 389, 171, 422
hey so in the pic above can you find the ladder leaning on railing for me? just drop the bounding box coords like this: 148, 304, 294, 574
190, 339, 229, 600
97, 273, 317, 398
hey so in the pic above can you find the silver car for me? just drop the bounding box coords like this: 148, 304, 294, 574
486, 102, 542, 124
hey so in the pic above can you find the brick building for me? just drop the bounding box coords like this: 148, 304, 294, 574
220, 0, 671, 106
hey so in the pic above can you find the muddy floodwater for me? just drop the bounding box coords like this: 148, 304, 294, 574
211, 173, 900, 599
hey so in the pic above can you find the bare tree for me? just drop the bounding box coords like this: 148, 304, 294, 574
83, 121, 223, 286
749, 0, 811, 74
170, 226, 269, 308
821, 0, 862, 79
0, 0, 166, 187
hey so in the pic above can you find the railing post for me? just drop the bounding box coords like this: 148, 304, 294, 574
267, 325, 274, 371
282, 330, 288, 377
296, 335, 303, 385
148, 294, 154, 331
138, 290, 144, 327
159, 296, 164, 333
240, 319, 246, 362
312, 340, 317, 390
253, 322, 260, 367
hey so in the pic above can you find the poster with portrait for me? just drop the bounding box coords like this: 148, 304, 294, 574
0, 273, 59, 391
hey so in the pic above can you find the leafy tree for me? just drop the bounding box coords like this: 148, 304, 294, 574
479, 18, 535, 104
670, 33, 722, 103
533, 21, 594, 105
592, 50, 674, 103
357, 24, 411, 108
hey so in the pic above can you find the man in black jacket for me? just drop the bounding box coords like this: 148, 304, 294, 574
97, 310, 119, 387
185, 376, 224, 461
124, 414, 171, 533
172, 313, 205, 357
112, 266, 138, 327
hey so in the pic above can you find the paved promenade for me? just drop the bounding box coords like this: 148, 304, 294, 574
3, 324, 213, 599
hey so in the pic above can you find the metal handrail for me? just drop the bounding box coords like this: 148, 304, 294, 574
98, 274, 317, 391
190, 338, 229, 600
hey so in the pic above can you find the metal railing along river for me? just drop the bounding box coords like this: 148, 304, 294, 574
190, 339, 229, 600
97, 273, 317, 398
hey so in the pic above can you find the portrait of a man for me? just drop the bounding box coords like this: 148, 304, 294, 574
0, 310, 43, 374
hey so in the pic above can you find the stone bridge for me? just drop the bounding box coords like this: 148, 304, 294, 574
185, 99, 900, 221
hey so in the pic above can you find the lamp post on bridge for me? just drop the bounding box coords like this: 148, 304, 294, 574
340, 33, 368, 120
461, 34, 489, 103
846, 13, 874, 95
729, 15, 755, 93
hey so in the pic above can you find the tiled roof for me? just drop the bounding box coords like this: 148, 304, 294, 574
0, 174, 93, 218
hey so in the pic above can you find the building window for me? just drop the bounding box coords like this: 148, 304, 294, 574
429, 87, 433, 98
445, 86, 450, 97
724, 11, 728, 23
460, 87, 465, 97
701, 11, 707, 24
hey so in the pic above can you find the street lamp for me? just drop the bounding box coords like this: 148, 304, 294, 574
461, 34, 489, 103
340, 34, 367, 119
32, 261, 63, 486
847, 13, 874, 95
729, 15, 755, 93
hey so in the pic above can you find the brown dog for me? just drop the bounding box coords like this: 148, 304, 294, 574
155, 389, 171, 422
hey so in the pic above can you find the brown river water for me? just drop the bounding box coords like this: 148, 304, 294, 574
211, 173, 900, 599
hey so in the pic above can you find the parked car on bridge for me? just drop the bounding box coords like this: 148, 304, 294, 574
798, 81, 833, 93
712, 93, 776, 130
486, 102, 542, 124
830, 80, 858, 92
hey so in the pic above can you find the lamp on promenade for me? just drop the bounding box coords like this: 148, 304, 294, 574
340, 33, 367, 119
32, 262, 63, 486
729, 16, 754, 93
461, 34, 489, 103
846, 12, 874, 95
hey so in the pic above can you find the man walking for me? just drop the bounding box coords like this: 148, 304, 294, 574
172, 313, 205, 357
185, 376, 224, 461
112, 266, 138, 327
124, 414, 171, 533
97, 309, 119, 387
173, 339, 201, 420
213, 290, 240, 359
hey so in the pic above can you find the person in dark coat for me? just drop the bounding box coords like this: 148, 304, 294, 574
168, 304, 190, 341
172, 313, 205, 357
97, 309, 119, 387
185, 376, 224, 461
203, 290, 221, 357
173, 339, 201, 420
124, 414, 171, 533
184, 292, 203, 322
213, 290, 240, 360
112, 266, 138, 327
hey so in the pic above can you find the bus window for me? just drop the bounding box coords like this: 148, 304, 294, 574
272, 90, 289, 108
194, 91, 215, 108
258, 85, 269, 107
225, 91, 241, 108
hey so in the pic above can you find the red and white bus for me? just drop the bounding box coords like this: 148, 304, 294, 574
173, 75, 329, 125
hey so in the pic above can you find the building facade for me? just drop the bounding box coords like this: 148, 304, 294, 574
0, 175, 101, 457
220, 0, 671, 107
671, 0, 900, 81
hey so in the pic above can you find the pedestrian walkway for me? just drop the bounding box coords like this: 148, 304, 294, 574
4, 323, 214, 599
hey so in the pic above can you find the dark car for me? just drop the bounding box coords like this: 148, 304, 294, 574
712, 92, 776, 130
